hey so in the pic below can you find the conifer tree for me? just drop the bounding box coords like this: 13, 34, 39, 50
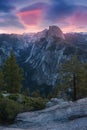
0, 69, 4, 91
59, 55, 87, 101
3, 51, 24, 93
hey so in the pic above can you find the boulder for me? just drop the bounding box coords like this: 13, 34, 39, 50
46, 98, 65, 107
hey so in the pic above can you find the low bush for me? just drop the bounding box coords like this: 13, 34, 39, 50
31, 97, 47, 110
0, 98, 23, 124
0, 93, 3, 98
21, 96, 47, 111
0, 93, 47, 124
8, 94, 19, 101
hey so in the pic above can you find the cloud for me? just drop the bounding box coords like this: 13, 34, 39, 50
18, 10, 42, 26
62, 6, 87, 32
0, 0, 15, 13
45, 0, 75, 21
0, 0, 87, 33
41, 0, 87, 32
0, 13, 25, 30
17, 2, 48, 27
20, 2, 48, 12
0, 0, 25, 30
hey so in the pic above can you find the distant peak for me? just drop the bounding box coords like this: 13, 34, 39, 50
47, 25, 65, 40
49, 25, 61, 31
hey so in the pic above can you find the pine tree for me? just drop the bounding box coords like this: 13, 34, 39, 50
59, 55, 87, 101
3, 51, 24, 93
0, 69, 4, 91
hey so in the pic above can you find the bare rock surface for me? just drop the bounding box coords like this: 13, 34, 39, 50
0, 98, 87, 130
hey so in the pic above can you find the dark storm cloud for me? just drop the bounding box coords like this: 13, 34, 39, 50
20, 2, 48, 12
45, 0, 76, 21
0, 0, 15, 13
0, 0, 25, 29
0, 14, 25, 29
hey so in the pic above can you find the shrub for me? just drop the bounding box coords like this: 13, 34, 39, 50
0, 98, 22, 124
21, 96, 33, 111
32, 90, 41, 98
0, 93, 47, 124
8, 94, 19, 101
0, 93, 3, 98
21, 96, 47, 111
31, 98, 46, 110
8, 94, 47, 111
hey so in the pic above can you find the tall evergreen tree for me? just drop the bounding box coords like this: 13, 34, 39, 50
3, 51, 24, 93
0, 69, 4, 91
59, 55, 87, 101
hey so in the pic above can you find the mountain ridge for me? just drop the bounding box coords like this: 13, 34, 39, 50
0, 26, 87, 92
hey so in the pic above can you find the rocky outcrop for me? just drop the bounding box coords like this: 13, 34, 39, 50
0, 98, 87, 130
46, 98, 67, 107
47, 26, 65, 40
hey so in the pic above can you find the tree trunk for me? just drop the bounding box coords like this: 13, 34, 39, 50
73, 73, 77, 101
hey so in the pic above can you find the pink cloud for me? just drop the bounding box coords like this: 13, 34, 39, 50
61, 9, 87, 32
67, 10, 87, 25
17, 9, 42, 26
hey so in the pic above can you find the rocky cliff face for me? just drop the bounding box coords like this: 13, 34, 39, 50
47, 25, 65, 40
0, 26, 87, 89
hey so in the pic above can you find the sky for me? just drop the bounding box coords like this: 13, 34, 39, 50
0, 0, 87, 34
